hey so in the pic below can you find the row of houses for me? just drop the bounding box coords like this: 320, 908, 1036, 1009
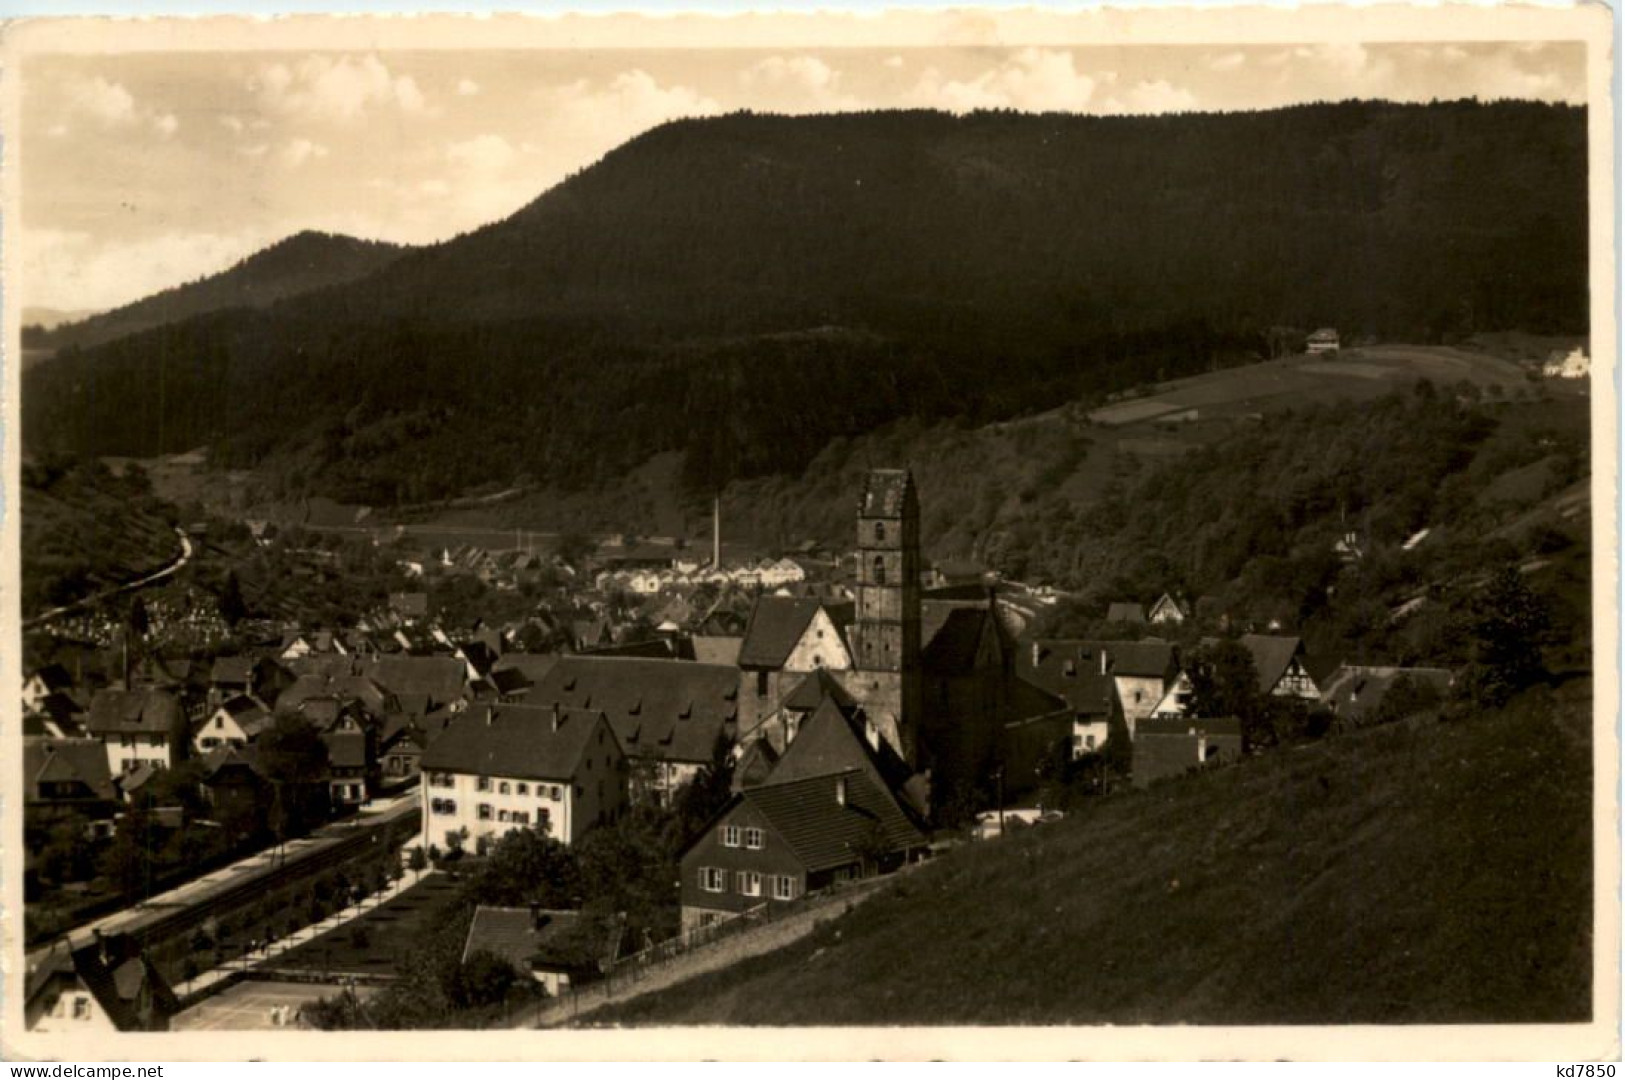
1008, 632, 1455, 787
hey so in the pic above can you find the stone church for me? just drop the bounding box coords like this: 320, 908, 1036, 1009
735, 469, 1068, 816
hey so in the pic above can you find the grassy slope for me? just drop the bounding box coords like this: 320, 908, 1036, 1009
590, 681, 1593, 1026
21, 481, 178, 617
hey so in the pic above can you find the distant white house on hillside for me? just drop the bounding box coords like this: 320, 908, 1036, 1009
1542, 348, 1589, 379
1306, 328, 1341, 354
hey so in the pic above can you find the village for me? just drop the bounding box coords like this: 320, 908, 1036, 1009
20, 459, 1478, 1033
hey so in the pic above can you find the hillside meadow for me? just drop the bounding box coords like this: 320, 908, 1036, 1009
588, 679, 1593, 1026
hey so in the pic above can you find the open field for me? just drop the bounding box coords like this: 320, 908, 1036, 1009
590, 679, 1593, 1026
172, 979, 375, 1032
271, 874, 464, 977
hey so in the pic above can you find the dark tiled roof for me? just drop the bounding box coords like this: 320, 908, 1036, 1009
420, 702, 607, 782
738, 597, 852, 669
1319, 665, 1456, 724
360, 656, 468, 708
780, 668, 855, 712
692, 636, 743, 666
210, 657, 255, 685
24, 737, 117, 802
1239, 634, 1306, 694
1137, 715, 1244, 737
323, 729, 370, 769
858, 469, 915, 519
765, 699, 925, 823
530, 656, 736, 766
390, 592, 429, 617
68, 935, 178, 1031
1016, 641, 1121, 718
463, 907, 620, 973
921, 607, 995, 673
733, 738, 780, 791
495, 653, 561, 685
1106, 602, 1147, 624
741, 769, 926, 874
85, 688, 183, 736
199, 745, 266, 783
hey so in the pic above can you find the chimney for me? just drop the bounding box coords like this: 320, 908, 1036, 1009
1031, 642, 1042, 668
551, 703, 561, 733
1100, 648, 1109, 676
93, 928, 108, 966
530, 902, 543, 930
835, 776, 848, 807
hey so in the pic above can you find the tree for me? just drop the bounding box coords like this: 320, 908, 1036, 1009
1459, 566, 1554, 707
218, 570, 248, 628
465, 828, 581, 910
408, 845, 429, 881
576, 804, 683, 944
257, 714, 332, 838
673, 733, 735, 840
1186, 639, 1272, 752
453, 950, 521, 1009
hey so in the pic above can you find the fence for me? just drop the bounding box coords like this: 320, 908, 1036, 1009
515, 875, 888, 1028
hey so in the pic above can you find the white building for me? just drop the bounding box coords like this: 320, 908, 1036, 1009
420, 702, 628, 850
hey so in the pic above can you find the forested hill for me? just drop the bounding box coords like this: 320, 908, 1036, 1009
26, 231, 408, 352
23, 101, 1588, 505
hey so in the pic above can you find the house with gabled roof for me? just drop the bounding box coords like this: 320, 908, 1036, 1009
25, 933, 179, 1033
420, 702, 627, 848
23, 737, 119, 851
527, 656, 737, 808
1133, 715, 1244, 787
1106, 601, 1148, 625
359, 656, 469, 713
1148, 593, 1190, 625
678, 766, 928, 933
1018, 639, 1178, 742
85, 687, 189, 776
462, 907, 624, 997
1239, 634, 1322, 699
736, 595, 855, 743
193, 694, 272, 753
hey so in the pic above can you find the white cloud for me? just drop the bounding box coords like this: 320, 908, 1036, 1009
1102, 79, 1199, 115
64, 75, 137, 126
278, 138, 330, 168
250, 54, 428, 124
152, 112, 179, 137
883, 55, 905, 69
23, 227, 271, 312
46, 123, 68, 139
534, 70, 723, 164
910, 48, 1099, 114
457, 77, 480, 96
238, 143, 269, 159
447, 133, 517, 173
739, 55, 861, 112
219, 115, 245, 135
1208, 51, 1247, 73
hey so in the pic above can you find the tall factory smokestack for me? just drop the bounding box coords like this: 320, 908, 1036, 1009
712, 493, 721, 569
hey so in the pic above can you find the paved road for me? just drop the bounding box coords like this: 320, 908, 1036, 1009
24, 528, 194, 628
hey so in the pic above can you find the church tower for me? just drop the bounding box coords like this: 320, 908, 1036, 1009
849, 468, 922, 765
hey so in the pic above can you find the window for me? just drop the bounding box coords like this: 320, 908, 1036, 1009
698, 867, 725, 893
215, 716, 224, 729
517, 783, 528, 795
874, 521, 885, 543
873, 556, 886, 585
1073, 734, 1084, 748
476, 776, 492, 792
430, 798, 456, 815
736, 871, 762, 897
1085, 734, 1097, 750
499, 782, 510, 795
575, 785, 583, 799
549, 785, 562, 800
498, 809, 510, 823
478, 804, 493, 821
745, 828, 764, 850
721, 825, 741, 848
429, 772, 454, 788
539, 807, 551, 828
756, 671, 769, 697
513, 811, 530, 825
72, 997, 90, 1020
774, 875, 798, 901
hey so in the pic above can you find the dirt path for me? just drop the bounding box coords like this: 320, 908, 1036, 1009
25, 528, 194, 628
526, 876, 896, 1028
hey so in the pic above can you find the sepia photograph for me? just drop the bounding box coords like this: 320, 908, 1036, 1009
1, 4, 1616, 1061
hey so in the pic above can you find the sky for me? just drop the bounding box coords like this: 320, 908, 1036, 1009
19, 39, 1586, 313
